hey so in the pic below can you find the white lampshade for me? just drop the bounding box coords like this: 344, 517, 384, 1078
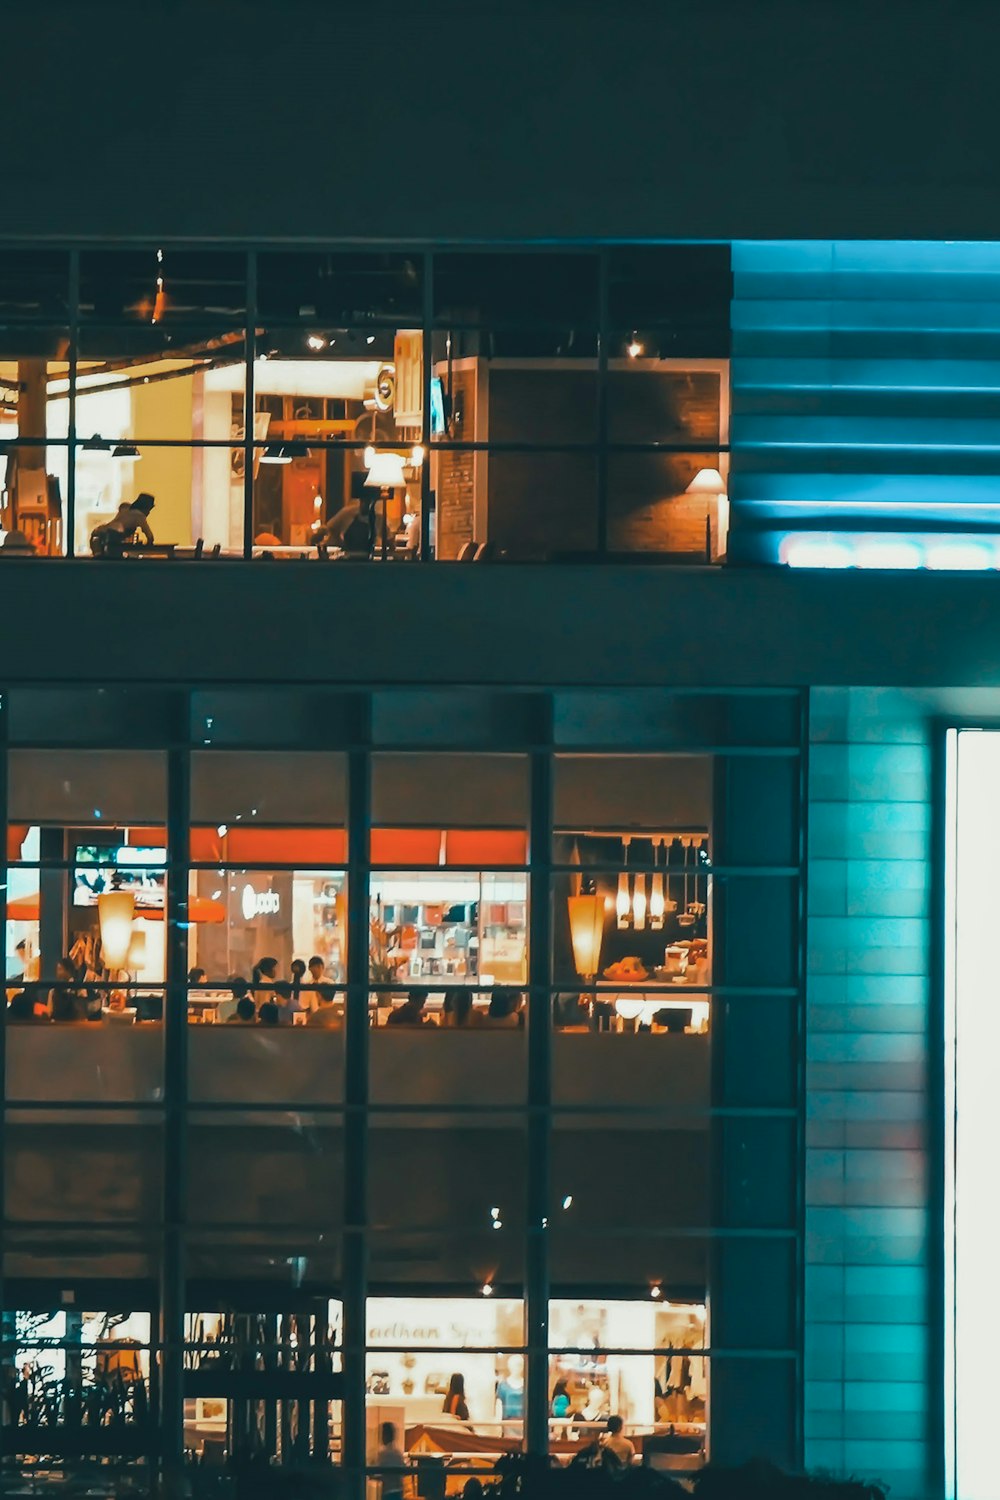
127, 930, 147, 972
686, 467, 726, 496
98, 891, 135, 970
615, 995, 645, 1021
365, 452, 407, 488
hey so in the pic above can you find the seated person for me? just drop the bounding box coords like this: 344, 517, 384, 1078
600, 1415, 635, 1468
316, 493, 384, 556
441, 987, 476, 1028
272, 980, 296, 1024
257, 1000, 280, 1027
216, 976, 251, 1023
306, 984, 342, 1028
480, 988, 524, 1028
49, 957, 93, 1021
89, 492, 156, 557
386, 990, 431, 1026
6, 986, 47, 1023
227, 996, 257, 1024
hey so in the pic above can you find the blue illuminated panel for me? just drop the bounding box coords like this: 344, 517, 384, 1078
731, 242, 1000, 566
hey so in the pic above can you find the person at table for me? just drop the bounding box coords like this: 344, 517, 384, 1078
188, 966, 206, 987
481, 988, 523, 1028
375, 1421, 408, 1500
227, 996, 257, 1024
272, 980, 296, 1024
441, 987, 475, 1028
6, 986, 47, 1024
386, 990, 431, 1026
443, 1372, 470, 1421
216, 976, 251, 1023
600, 1415, 635, 1468
89, 492, 156, 557
49, 957, 90, 1021
308, 955, 326, 988
252, 956, 279, 1001
257, 1000, 280, 1027
317, 494, 378, 556
290, 958, 307, 1007
306, 984, 342, 1028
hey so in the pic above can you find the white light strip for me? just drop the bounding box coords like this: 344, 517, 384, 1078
943, 727, 958, 1500
945, 728, 1000, 1500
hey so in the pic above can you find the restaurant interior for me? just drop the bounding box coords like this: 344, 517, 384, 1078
0, 246, 731, 562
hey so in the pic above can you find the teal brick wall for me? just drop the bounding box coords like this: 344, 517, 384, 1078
807, 688, 936, 1500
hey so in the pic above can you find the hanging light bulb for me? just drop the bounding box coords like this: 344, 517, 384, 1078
632, 872, 647, 931
616, 836, 632, 929
650, 839, 665, 929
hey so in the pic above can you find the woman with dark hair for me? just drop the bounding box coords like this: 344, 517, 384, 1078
481, 989, 524, 1029
89, 492, 156, 557
290, 958, 307, 1006
252, 957, 279, 1001
441, 987, 474, 1028
443, 1372, 469, 1422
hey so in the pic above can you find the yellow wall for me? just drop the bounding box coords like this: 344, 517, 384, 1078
131, 376, 195, 545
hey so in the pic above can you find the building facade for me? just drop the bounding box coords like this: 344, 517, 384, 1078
5, 5, 1000, 1496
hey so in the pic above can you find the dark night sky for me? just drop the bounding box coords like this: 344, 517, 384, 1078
6, 0, 1000, 242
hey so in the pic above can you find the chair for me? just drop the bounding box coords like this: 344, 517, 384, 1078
473, 541, 498, 562
193, 538, 205, 559
209, 542, 221, 558
456, 541, 477, 562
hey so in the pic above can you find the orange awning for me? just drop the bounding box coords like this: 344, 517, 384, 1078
5, 895, 225, 924
371, 828, 527, 867
190, 826, 347, 864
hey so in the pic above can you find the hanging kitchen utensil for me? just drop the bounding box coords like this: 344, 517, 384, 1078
687, 837, 708, 918
664, 836, 678, 912
677, 838, 697, 927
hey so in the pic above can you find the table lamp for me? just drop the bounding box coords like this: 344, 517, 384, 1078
686, 467, 729, 560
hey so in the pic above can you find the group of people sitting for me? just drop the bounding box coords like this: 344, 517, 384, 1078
4, 955, 161, 1023
385, 987, 525, 1028
4, 952, 526, 1029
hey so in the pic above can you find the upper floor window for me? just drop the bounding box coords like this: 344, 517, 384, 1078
0, 246, 731, 564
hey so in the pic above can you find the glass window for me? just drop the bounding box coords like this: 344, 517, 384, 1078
430, 254, 600, 561
75, 250, 248, 557
6, 750, 168, 1027
365, 1294, 526, 1465
0, 251, 72, 556
187, 1110, 344, 1228
370, 755, 528, 1013
188, 752, 347, 1023
4, 1107, 163, 1225
549, 1297, 707, 1469
253, 254, 423, 554
552, 756, 713, 1029
183, 1286, 342, 1469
